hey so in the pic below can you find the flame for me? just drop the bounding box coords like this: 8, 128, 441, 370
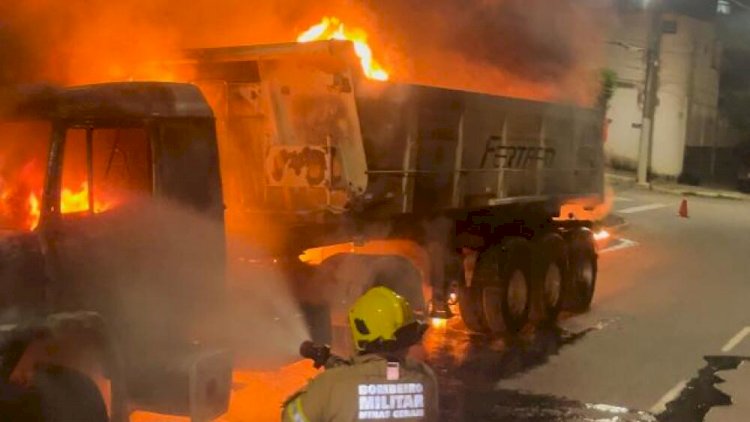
61, 182, 95, 214
27, 193, 41, 230
556, 186, 614, 223
297, 17, 389, 81
593, 229, 610, 242
22, 182, 113, 231
430, 318, 447, 330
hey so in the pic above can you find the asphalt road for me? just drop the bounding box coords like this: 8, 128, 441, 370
422, 186, 750, 421
135, 185, 750, 422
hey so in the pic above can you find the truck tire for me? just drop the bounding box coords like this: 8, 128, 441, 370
457, 250, 486, 333
457, 254, 487, 333
531, 233, 567, 324
34, 364, 109, 422
31, 312, 129, 422
480, 238, 532, 334
565, 228, 598, 312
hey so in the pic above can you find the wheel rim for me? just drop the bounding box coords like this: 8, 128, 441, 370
579, 258, 594, 291
507, 270, 528, 317
544, 263, 562, 308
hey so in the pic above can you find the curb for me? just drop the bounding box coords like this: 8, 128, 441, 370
649, 184, 750, 201
605, 172, 750, 201
605, 173, 636, 185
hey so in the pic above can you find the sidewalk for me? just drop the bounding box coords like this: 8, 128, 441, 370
606, 171, 750, 201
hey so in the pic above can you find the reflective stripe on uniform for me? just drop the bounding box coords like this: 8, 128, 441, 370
286, 397, 310, 422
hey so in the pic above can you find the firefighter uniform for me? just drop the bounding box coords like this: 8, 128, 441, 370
283, 354, 438, 422
282, 287, 439, 422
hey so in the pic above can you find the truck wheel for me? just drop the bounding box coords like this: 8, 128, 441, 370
34, 364, 109, 422
458, 282, 486, 333
531, 233, 567, 324
565, 228, 598, 312
457, 250, 486, 332
457, 250, 486, 333
480, 238, 532, 334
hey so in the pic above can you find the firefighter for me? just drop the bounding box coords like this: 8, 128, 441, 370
282, 286, 438, 422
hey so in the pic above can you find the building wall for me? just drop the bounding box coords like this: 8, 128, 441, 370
652, 13, 692, 176
606, 85, 642, 169
604, 12, 649, 171
605, 11, 722, 178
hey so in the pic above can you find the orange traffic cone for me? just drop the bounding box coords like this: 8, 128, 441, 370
678, 199, 689, 218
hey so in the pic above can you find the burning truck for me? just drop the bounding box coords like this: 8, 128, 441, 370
175, 39, 605, 351
0, 36, 604, 422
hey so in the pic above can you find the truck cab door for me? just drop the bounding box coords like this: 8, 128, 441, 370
41, 125, 153, 313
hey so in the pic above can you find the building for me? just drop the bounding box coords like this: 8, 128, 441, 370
605, 1, 729, 182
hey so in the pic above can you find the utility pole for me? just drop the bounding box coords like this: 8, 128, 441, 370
637, 0, 664, 186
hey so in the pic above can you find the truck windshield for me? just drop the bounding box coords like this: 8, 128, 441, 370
0, 120, 51, 231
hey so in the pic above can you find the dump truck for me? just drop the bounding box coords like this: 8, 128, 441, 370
0, 41, 603, 418
177, 41, 605, 348
0, 83, 231, 422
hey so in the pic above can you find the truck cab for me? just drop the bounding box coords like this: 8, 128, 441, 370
0, 83, 230, 422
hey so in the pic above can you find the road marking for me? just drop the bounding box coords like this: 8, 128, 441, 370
585, 403, 629, 414
647, 328, 750, 416
617, 203, 667, 214
721, 327, 750, 353
614, 196, 634, 202
650, 379, 688, 414
599, 238, 639, 254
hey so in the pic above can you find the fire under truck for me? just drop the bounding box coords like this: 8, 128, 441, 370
177, 41, 605, 352
0, 83, 231, 422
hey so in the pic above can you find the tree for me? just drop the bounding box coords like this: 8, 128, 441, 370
598, 68, 618, 112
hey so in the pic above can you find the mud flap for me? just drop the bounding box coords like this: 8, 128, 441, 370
128, 348, 232, 422
188, 350, 233, 422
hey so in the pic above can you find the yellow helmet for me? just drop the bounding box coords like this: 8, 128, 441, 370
348, 286, 425, 352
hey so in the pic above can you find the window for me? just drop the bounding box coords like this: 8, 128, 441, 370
92, 128, 152, 206
718, 0, 732, 15
661, 20, 678, 35
61, 127, 151, 215
0, 121, 51, 230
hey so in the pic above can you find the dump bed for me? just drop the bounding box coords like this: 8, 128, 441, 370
180, 41, 604, 235
354, 82, 604, 216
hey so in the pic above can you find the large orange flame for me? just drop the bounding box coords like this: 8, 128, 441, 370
556, 185, 614, 223
297, 16, 389, 81
25, 182, 114, 230
27, 193, 40, 230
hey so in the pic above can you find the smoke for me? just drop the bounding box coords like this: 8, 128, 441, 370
53, 198, 309, 371
366, 0, 613, 102
226, 236, 312, 368
0, 1, 303, 85
0, 0, 612, 102
369, 0, 602, 79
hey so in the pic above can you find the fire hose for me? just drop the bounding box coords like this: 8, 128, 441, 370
299, 341, 349, 369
